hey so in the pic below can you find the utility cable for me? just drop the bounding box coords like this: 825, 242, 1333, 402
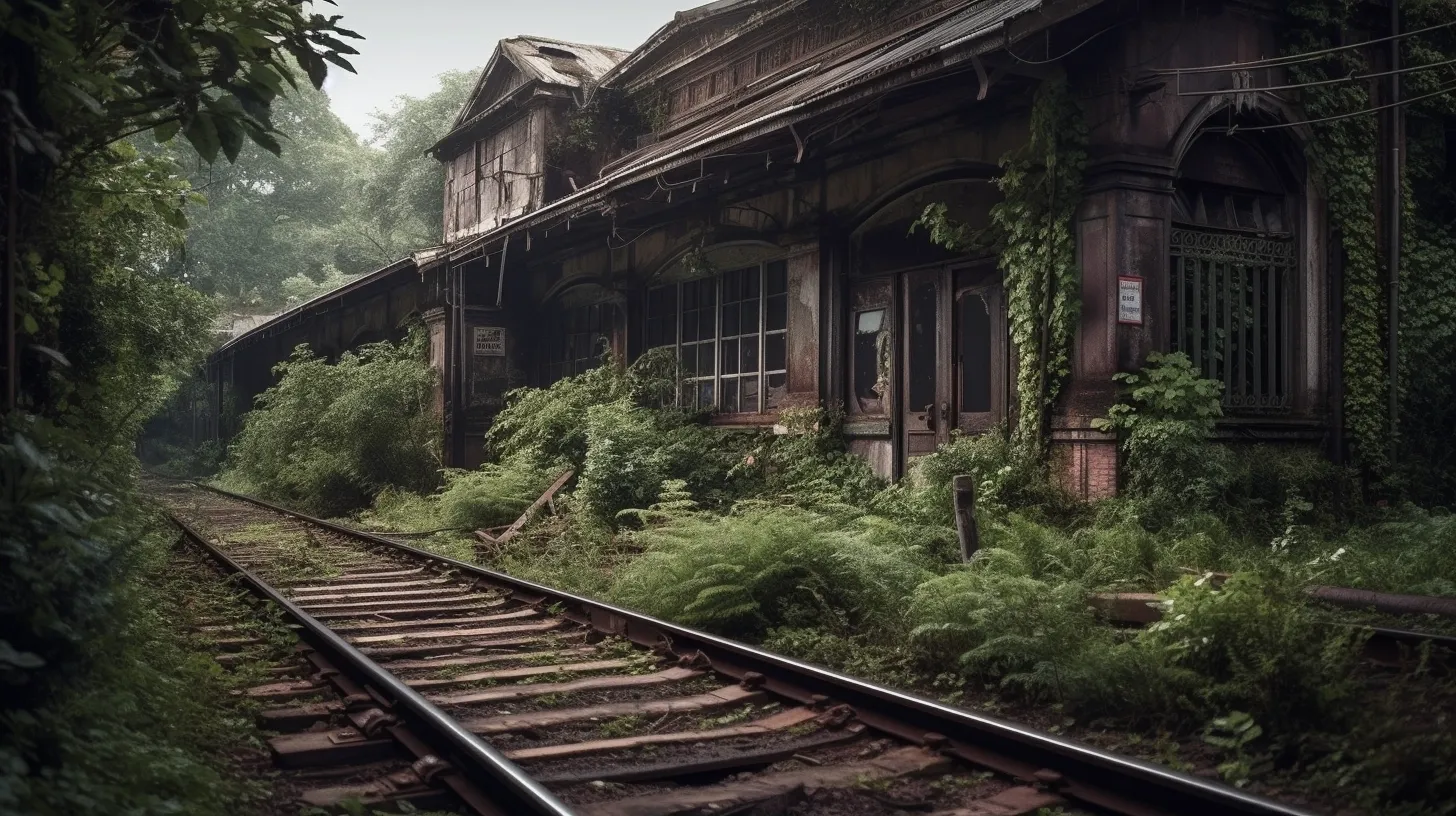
1214, 79, 1456, 132
1176, 55, 1456, 96
1148, 19, 1456, 75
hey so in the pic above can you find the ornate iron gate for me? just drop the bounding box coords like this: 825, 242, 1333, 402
1169, 228, 1295, 413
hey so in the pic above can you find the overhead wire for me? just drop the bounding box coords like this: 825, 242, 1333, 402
1176, 55, 1456, 96
1148, 18, 1456, 75
1212, 79, 1456, 133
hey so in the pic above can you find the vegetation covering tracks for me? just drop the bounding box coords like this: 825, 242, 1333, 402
151, 476, 1323, 816
201, 335, 1456, 814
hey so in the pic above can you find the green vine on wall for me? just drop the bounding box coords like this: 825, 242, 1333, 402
913, 75, 1087, 452
1285, 0, 1456, 497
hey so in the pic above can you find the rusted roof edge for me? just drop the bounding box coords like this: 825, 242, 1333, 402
212, 256, 419, 356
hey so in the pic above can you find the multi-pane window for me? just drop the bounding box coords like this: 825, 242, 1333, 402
645, 260, 789, 413
541, 303, 611, 385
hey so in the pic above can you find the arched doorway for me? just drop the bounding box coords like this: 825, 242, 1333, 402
847, 176, 1005, 475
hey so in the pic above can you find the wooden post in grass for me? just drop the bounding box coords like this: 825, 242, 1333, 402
953, 475, 978, 562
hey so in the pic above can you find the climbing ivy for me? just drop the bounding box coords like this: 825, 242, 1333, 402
914, 75, 1087, 451
1284, 0, 1456, 499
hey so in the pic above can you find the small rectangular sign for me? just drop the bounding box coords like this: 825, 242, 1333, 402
472, 326, 505, 356
1117, 276, 1143, 325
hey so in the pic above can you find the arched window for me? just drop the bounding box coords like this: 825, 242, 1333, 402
540, 286, 620, 385
1170, 131, 1297, 413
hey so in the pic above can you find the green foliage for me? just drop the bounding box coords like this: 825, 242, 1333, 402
735, 407, 885, 510
0, 515, 287, 814
611, 503, 934, 639
1146, 573, 1362, 733
488, 354, 633, 468
490, 349, 745, 522
220, 331, 439, 515
363, 70, 477, 248
0, 428, 124, 704
1094, 352, 1231, 516
1285, 0, 1456, 498
915, 75, 1086, 450
366, 460, 551, 532
892, 427, 1066, 525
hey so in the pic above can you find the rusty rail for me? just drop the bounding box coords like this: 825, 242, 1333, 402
169, 511, 573, 816
168, 478, 1315, 816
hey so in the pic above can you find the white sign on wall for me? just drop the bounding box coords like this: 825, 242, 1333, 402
473, 326, 505, 356
1117, 276, 1143, 325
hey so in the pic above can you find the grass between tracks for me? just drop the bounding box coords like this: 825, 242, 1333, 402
211, 345, 1456, 815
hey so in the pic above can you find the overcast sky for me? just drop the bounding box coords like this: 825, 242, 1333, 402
323, 0, 690, 139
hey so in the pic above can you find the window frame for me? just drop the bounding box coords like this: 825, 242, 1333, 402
541, 301, 612, 386
644, 260, 789, 415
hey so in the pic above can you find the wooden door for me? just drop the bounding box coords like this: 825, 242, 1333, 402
901, 268, 952, 459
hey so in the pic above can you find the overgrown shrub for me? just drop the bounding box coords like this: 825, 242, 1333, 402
576, 400, 749, 521
900, 427, 1066, 524
1143, 573, 1363, 733
365, 459, 551, 532
2, 502, 277, 814
488, 348, 678, 469
734, 408, 885, 510
610, 503, 933, 638
1, 427, 124, 707
1095, 352, 1231, 522
219, 331, 439, 515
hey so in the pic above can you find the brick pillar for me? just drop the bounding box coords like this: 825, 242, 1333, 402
1053, 155, 1176, 499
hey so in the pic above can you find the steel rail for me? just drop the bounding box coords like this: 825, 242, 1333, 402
168, 511, 574, 816
177, 479, 1318, 816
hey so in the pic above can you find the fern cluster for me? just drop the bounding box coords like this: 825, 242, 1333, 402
610, 502, 934, 638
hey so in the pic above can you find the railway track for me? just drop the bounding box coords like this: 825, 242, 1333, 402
153, 478, 1318, 816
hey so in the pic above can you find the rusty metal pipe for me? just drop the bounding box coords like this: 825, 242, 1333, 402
1308, 585, 1456, 618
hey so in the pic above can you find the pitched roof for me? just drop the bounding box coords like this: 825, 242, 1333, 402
448, 0, 1058, 260
450, 36, 629, 133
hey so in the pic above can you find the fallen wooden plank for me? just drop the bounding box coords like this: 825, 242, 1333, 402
483, 468, 574, 547
578, 746, 952, 816
428, 667, 702, 706
505, 707, 818, 762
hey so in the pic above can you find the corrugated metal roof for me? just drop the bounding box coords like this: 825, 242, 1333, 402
214, 256, 417, 355
602, 0, 1041, 177
499, 36, 629, 89
451, 0, 1050, 260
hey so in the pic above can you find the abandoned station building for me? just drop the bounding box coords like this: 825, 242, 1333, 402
208, 0, 1339, 498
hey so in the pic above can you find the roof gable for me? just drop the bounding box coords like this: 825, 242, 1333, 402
452, 36, 629, 131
